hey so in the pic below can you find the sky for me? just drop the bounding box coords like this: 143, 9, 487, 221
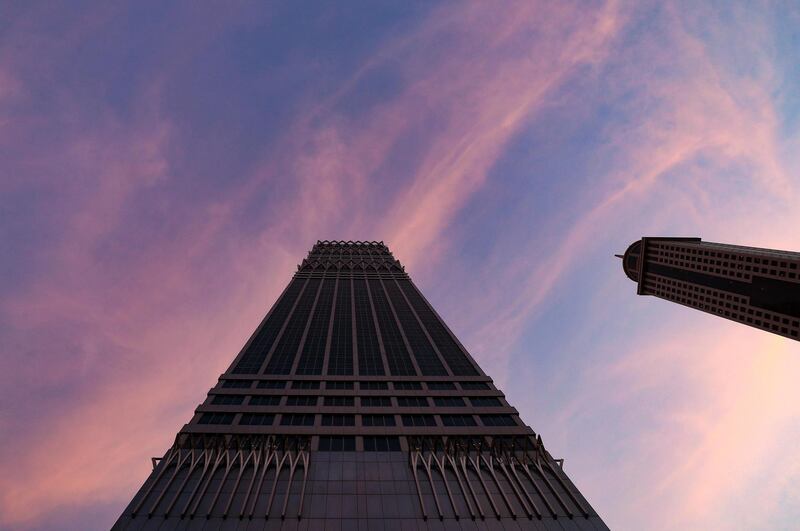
1, 1, 799, 529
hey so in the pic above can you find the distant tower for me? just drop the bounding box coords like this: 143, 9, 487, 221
113, 240, 607, 529
620, 237, 800, 341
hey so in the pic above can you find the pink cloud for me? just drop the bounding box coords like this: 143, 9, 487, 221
442, 6, 800, 529
2, 2, 798, 530
379, 1, 623, 271
573, 314, 800, 529
453, 0, 798, 384
0, 2, 626, 528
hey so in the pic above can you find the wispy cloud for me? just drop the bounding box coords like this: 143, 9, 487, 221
456, 0, 798, 381
0, 1, 798, 530
0, 1, 624, 527
446, 5, 800, 529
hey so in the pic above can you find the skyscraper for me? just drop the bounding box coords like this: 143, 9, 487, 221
114, 241, 606, 530
620, 237, 800, 341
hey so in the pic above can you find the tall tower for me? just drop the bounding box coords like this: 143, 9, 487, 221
114, 241, 607, 530
620, 237, 800, 341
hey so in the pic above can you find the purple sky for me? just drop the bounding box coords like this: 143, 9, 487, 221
2, 2, 799, 529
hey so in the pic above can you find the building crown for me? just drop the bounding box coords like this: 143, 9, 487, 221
298, 240, 403, 272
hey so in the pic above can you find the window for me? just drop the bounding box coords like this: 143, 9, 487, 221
318, 436, 355, 451
361, 414, 396, 427
433, 397, 465, 407
292, 381, 320, 389
363, 436, 401, 452
329, 277, 355, 375
353, 278, 384, 375
360, 381, 389, 390
327, 381, 354, 390
393, 381, 422, 390
402, 414, 436, 427
257, 380, 286, 389
198, 413, 234, 425
480, 415, 516, 426
368, 278, 415, 375
232, 278, 304, 374
249, 395, 281, 406
211, 395, 244, 405
239, 413, 274, 426
264, 278, 322, 375
361, 396, 391, 407
396, 279, 478, 376
221, 380, 252, 389
459, 382, 489, 390
441, 414, 477, 427
470, 397, 502, 407
295, 278, 334, 375
427, 382, 456, 390
382, 279, 446, 376
324, 396, 354, 407
322, 414, 355, 426
280, 414, 315, 426
397, 396, 429, 407
287, 396, 318, 406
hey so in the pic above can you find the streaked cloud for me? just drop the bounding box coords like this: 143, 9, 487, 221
0, 1, 798, 530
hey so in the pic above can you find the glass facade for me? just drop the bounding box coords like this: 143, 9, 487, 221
114, 241, 605, 529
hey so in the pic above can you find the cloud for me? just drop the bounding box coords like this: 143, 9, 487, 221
378, 1, 623, 270
1, 1, 798, 530
575, 310, 800, 530
455, 0, 798, 382
446, 4, 800, 529
0, 1, 624, 528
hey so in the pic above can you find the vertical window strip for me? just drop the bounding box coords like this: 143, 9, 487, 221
397, 279, 478, 376
353, 277, 385, 376
263, 278, 321, 375
232, 278, 306, 374
295, 277, 335, 375
383, 279, 446, 376
328, 277, 354, 375
368, 278, 417, 376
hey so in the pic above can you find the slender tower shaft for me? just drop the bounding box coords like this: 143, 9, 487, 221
621, 237, 800, 340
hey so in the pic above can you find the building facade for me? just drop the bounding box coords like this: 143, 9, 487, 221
114, 241, 606, 530
621, 237, 800, 341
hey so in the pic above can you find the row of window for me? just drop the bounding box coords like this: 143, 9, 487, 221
198, 412, 516, 427
648, 276, 800, 326
315, 434, 400, 452
298, 262, 402, 273
657, 243, 798, 268
310, 246, 389, 255
319, 434, 398, 451
647, 277, 800, 338
211, 395, 503, 407
318, 435, 449, 452
651, 244, 799, 281
221, 380, 491, 390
